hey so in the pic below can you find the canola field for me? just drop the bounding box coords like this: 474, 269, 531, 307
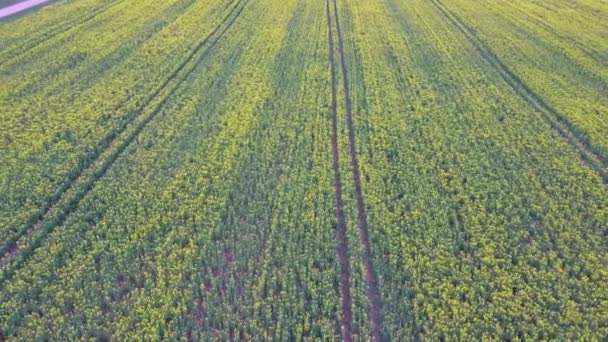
0, 0, 607, 340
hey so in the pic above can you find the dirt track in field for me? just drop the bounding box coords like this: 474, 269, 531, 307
331, 0, 384, 340
325, 0, 353, 340
326, 0, 384, 339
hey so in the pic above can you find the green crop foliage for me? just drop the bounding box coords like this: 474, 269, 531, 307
0, 0, 606, 340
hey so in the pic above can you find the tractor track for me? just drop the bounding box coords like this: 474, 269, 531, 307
330, 0, 383, 339
431, 0, 608, 184
325, 0, 353, 340
0, 0, 250, 285
0, 0, 129, 67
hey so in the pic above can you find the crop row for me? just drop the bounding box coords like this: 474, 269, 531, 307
1, 0, 347, 339
344, 0, 608, 338
441, 0, 608, 160
0, 0, 230, 244
0, 0, 254, 279
1, 0, 606, 339
430, 0, 607, 181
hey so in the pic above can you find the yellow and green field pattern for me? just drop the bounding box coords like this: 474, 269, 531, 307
0, 0, 606, 340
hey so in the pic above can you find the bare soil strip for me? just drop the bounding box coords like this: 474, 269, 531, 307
0, 0, 249, 283
331, 0, 383, 340
325, 0, 353, 340
432, 0, 608, 183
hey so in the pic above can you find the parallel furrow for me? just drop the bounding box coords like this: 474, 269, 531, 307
331, 0, 384, 340
431, 0, 608, 183
325, 0, 353, 340
0, 0, 250, 284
